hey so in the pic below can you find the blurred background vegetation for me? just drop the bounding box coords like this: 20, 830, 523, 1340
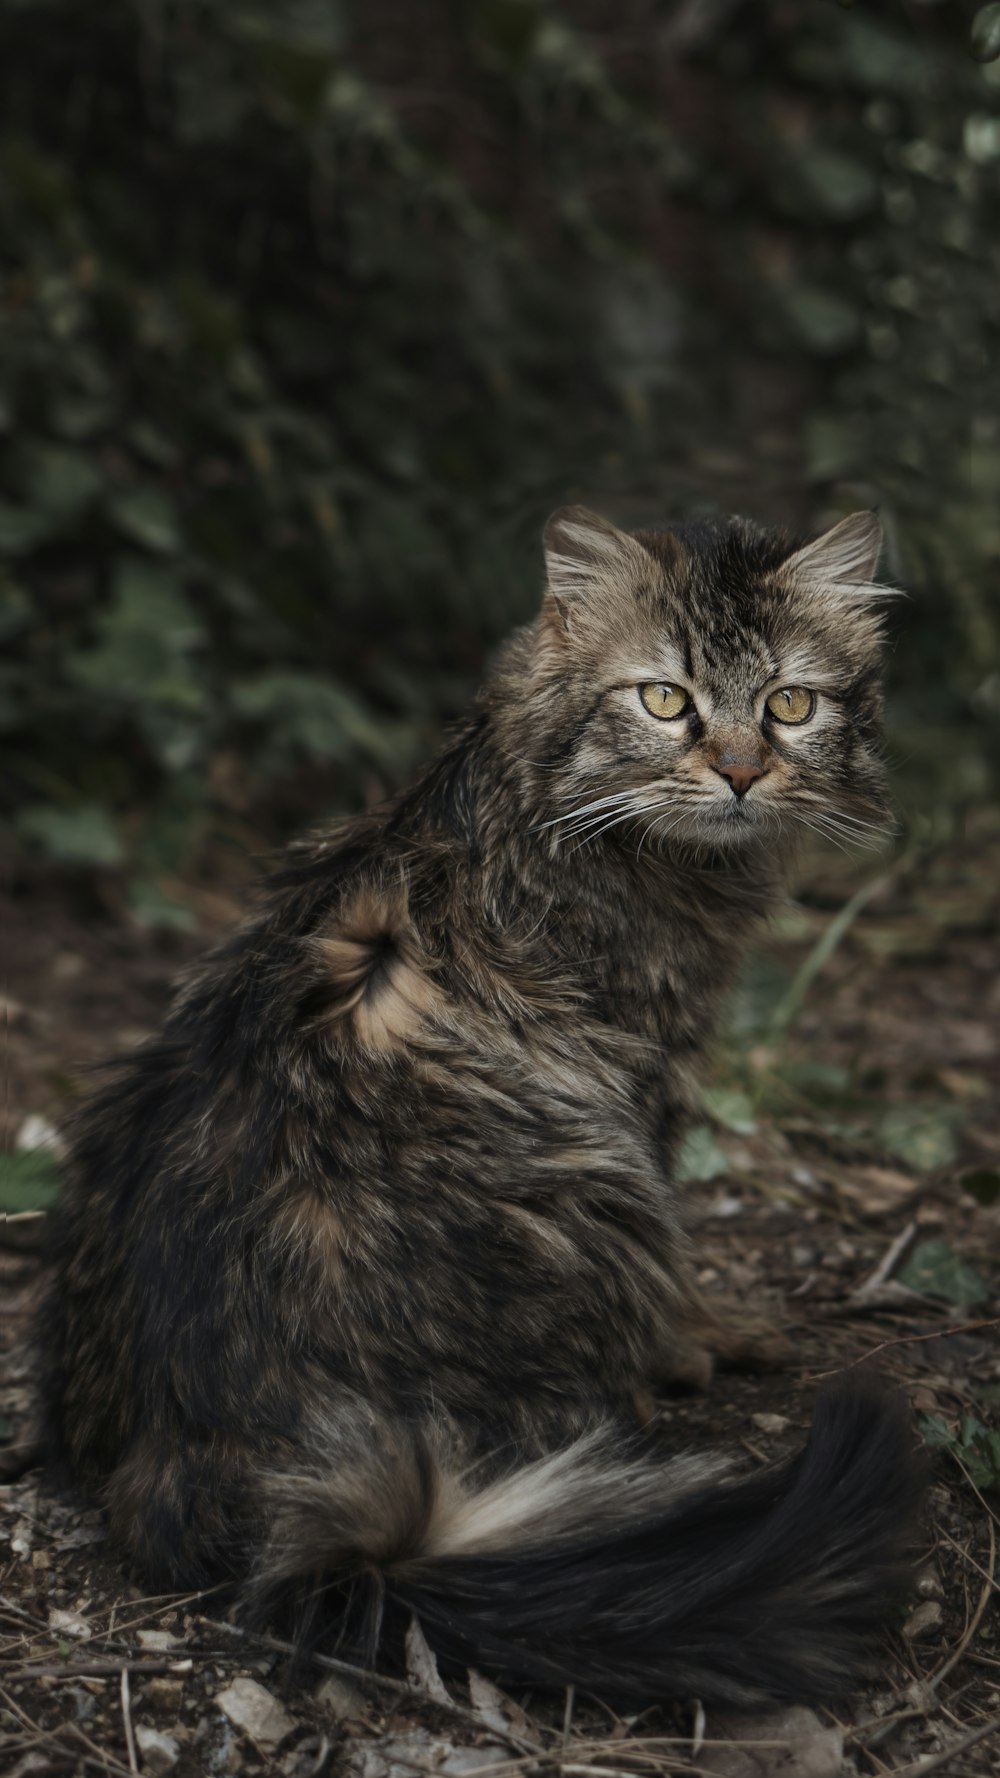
1, 0, 998, 922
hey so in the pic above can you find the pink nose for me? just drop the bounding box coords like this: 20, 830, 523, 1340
716, 763, 766, 797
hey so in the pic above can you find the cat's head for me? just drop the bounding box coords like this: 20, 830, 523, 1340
506, 505, 894, 856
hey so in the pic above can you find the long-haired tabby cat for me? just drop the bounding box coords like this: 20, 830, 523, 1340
44, 505, 922, 1709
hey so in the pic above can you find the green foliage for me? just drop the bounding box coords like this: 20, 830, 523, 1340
0, 1148, 63, 1213
899, 1239, 989, 1308
0, 2, 997, 868
676, 1124, 731, 1185
876, 1105, 962, 1174
921, 1411, 1000, 1492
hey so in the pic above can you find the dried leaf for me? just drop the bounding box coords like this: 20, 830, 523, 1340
404, 1615, 453, 1705
467, 1670, 532, 1740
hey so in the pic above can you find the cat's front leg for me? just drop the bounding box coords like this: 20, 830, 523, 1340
642, 1284, 791, 1399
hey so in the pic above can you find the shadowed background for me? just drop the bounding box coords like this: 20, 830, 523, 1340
1, 0, 997, 914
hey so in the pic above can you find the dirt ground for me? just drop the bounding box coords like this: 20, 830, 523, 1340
3, 816, 999, 1777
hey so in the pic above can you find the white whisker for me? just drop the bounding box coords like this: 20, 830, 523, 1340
534, 792, 638, 834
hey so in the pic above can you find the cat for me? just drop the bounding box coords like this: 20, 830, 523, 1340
42, 504, 922, 1710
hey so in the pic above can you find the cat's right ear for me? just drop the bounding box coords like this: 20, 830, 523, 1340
542, 507, 650, 630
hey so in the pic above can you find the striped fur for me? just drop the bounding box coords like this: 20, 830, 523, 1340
43, 505, 920, 1707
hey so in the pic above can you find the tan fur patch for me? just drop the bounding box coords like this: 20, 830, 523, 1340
272, 1188, 345, 1286
416, 1433, 728, 1563
498, 1201, 579, 1267
313, 883, 446, 1052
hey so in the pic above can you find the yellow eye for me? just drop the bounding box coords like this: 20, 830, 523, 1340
639, 683, 690, 720
765, 686, 815, 725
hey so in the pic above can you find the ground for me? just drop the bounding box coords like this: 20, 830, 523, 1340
3, 817, 999, 1777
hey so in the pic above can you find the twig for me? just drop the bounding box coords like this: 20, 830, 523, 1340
121, 1666, 138, 1775
0, 1678, 134, 1777
859, 1515, 997, 1755
938, 1523, 997, 1590
368, 1727, 877, 1778
562, 1685, 576, 1747
9, 1656, 195, 1681
195, 1614, 543, 1757
951, 1451, 1000, 1531
804, 1316, 1000, 1380
851, 1220, 917, 1300
88, 1585, 222, 1646
928, 1512, 996, 1694
889, 1713, 1000, 1775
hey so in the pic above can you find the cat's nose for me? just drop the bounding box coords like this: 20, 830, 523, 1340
715, 762, 766, 797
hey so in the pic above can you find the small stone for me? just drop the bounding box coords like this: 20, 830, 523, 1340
903, 1599, 943, 1641
48, 1606, 92, 1640
215, 1678, 295, 1750
145, 1676, 185, 1711
699, 1706, 843, 1778
137, 1629, 179, 1651
751, 1412, 791, 1436
17, 1113, 66, 1157
315, 1674, 367, 1718
135, 1726, 180, 1773
915, 1563, 944, 1600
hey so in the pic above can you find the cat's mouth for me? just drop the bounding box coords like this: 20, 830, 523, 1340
691, 795, 766, 846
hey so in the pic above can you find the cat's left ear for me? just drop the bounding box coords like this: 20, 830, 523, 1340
784, 511, 883, 595
542, 506, 657, 629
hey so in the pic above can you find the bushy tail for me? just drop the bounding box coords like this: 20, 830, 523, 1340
255, 1385, 923, 1709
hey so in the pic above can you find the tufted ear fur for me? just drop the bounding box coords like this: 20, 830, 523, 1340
784, 511, 886, 601
542, 506, 656, 629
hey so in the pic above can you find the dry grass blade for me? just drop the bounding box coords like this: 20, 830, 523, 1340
805, 1317, 1000, 1381
195, 1614, 544, 1756
927, 1512, 996, 1695
120, 1665, 138, 1774
767, 865, 898, 1040
889, 1713, 1000, 1775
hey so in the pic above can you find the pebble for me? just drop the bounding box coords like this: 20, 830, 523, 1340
903, 1599, 943, 1641
698, 1706, 842, 1778
48, 1606, 92, 1640
215, 1677, 295, 1750
750, 1412, 791, 1436
915, 1562, 944, 1600
144, 1676, 185, 1711
135, 1726, 181, 1773
315, 1674, 367, 1718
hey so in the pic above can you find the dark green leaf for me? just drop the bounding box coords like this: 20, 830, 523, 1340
676, 1125, 731, 1184
0, 1148, 62, 1213
919, 1413, 955, 1451
898, 1239, 989, 1309
877, 1106, 961, 1173
702, 1086, 757, 1135
108, 488, 181, 554
17, 803, 124, 867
